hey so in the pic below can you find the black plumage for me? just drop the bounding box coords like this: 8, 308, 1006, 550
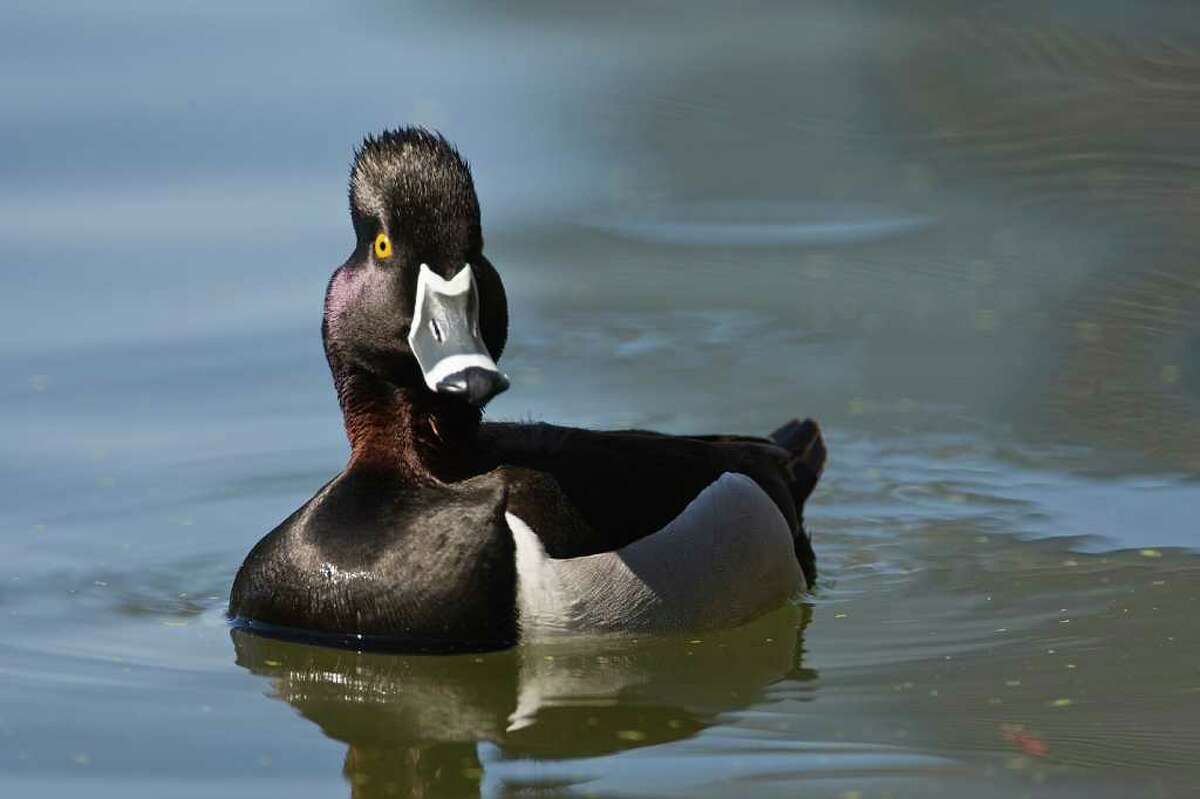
229, 127, 824, 651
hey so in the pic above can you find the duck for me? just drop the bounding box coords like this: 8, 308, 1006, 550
228, 127, 825, 652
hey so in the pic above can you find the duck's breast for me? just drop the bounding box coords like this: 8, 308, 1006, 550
509, 471, 803, 637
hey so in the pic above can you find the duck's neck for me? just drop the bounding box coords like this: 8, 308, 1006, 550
334, 368, 483, 483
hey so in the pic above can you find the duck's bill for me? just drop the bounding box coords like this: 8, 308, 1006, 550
408, 263, 510, 407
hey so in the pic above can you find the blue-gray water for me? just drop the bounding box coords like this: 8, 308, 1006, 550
2, 2, 1199, 797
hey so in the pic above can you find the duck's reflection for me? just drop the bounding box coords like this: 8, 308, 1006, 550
231, 605, 815, 797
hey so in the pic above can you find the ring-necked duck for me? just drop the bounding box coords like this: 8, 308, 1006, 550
229, 128, 825, 652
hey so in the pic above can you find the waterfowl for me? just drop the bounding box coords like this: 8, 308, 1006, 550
229, 127, 825, 652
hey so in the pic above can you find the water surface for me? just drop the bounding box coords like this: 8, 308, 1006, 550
2, 2, 1198, 796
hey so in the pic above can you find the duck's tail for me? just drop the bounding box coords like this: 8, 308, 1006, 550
771, 418, 824, 586
771, 418, 825, 508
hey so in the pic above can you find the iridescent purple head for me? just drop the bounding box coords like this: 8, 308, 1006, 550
322, 128, 509, 407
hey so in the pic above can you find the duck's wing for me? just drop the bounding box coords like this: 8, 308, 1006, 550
479, 420, 823, 585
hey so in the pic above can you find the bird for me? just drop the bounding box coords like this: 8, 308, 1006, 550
229, 127, 825, 652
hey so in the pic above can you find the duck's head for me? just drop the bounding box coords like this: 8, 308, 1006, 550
323, 128, 509, 409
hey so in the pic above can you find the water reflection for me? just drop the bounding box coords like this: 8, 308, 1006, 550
232, 606, 814, 797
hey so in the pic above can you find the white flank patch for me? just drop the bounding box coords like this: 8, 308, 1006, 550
508, 472, 803, 639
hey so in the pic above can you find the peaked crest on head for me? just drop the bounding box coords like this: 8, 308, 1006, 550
348, 127, 480, 233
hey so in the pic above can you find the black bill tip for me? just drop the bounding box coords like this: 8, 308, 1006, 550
436, 366, 510, 407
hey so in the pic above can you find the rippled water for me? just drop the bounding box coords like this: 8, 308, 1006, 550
2, 2, 1199, 797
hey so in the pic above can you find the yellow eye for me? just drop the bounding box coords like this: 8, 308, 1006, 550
373, 232, 393, 261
